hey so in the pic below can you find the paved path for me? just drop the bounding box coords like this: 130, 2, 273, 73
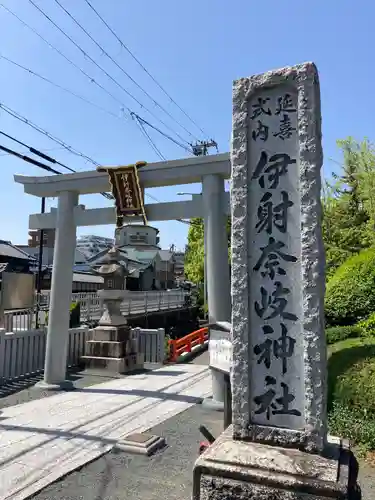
29, 401, 225, 500
0, 364, 211, 500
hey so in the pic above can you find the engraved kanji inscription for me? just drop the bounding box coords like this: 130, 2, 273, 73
252, 151, 296, 189
253, 376, 301, 420
256, 191, 294, 235
253, 237, 297, 279
252, 121, 269, 142
254, 338, 273, 369
274, 323, 296, 375
274, 114, 296, 140
254, 323, 295, 374
254, 282, 298, 321
251, 97, 272, 120
275, 93, 296, 115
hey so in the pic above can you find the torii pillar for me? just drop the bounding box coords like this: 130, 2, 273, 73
202, 174, 231, 410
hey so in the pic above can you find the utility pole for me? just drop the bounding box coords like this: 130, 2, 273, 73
190, 140, 218, 320
190, 139, 218, 157
35, 196, 46, 329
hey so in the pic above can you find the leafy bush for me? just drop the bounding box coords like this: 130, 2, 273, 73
357, 312, 375, 337
325, 247, 375, 326
329, 402, 375, 456
69, 302, 80, 328
327, 338, 375, 454
325, 325, 361, 344
44, 301, 81, 328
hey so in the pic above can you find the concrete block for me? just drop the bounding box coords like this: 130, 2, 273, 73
114, 432, 166, 456
193, 426, 359, 499
91, 325, 131, 342
85, 340, 126, 358
81, 353, 144, 374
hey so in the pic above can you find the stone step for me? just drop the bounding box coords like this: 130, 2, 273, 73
86, 340, 126, 358
91, 325, 131, 342
81, 353, 144, 374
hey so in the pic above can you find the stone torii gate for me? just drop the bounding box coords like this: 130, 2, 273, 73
14, 153, 231, 399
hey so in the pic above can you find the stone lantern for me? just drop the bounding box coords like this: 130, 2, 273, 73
81, 246, 144, 374
99, 246, 126, 290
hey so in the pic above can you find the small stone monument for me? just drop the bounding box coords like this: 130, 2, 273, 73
193, 63, 360, 499
81, 246, 144, 374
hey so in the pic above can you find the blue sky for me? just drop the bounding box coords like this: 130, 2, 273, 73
0, 0, 372, 250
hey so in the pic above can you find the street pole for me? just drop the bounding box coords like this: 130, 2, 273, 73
35, 196, 45, 329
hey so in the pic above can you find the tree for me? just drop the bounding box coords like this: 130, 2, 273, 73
184, 218, 204, 283
322, 137, 374, 275
184, 217, 231, 283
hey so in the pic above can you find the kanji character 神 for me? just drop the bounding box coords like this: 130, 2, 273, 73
253, 323, 296, 374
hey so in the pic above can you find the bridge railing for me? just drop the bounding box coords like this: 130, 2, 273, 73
168, 327, 209, 362
5, 290, 190, 331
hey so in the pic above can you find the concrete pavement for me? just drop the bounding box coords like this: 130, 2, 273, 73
0, 364, 211, 500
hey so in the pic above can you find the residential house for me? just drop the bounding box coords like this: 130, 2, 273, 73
0, 240, 36, 274
88, 247, 155, 291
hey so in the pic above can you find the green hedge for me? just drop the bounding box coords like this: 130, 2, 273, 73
327, 338, 375, 454
357, 312, 375, 337
325, 325, 361, 344
325, 247, 375, 326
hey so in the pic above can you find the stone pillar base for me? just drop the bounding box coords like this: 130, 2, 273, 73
33, 379, 75, 391
81, 353, 144, 375
193, 426, 360, 500
201, 397, 224, 412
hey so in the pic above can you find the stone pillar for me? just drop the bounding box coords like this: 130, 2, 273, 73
193, 63, 360, 499
202, 175, 231, 411
35, 191, 78, 390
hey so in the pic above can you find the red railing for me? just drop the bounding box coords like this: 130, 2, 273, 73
168, 327, 209, 362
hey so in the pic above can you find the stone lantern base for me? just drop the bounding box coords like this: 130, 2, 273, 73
82, 324, 144, 375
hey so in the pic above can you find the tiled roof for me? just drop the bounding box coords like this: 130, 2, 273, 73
0, 240, 37, 261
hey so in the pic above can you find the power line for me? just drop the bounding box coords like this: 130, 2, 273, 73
84, 0, 208, 138
0, 146, 64, 157
133, 116, 166, 161
0, 134, 113, 200
0, 102, 100, 166
0, 130, 76, 173
0, 54, 192, 156
28, 0, 192, 148
131, 113, 192, 154
53, 0, 200, 143
0, 143, 61, 174
0, 54, 126, 123
1, 3, 198, 157
0, 3, 134, 116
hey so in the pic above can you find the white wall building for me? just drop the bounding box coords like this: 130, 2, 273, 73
115, 224, 160, 249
